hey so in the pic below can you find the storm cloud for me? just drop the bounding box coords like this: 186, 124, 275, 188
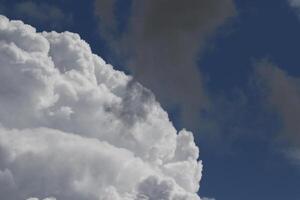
94, 0, 236, 129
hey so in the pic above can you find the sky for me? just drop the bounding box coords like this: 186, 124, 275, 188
0, 0, 300, 200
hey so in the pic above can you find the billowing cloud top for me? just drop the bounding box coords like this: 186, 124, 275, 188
0, 15, 202, 200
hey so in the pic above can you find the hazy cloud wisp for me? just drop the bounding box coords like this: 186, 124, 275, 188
255, 60, 300, 164
0, 1, 72, 30
94, 0, 236, 129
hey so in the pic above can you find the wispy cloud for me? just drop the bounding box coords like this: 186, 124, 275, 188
289, 0, 300, 8
94, 0, 236, 130
255, 60, 300, 164
202, 197, 216, 200
288, 0, 300, 16
0, 1, 73, 30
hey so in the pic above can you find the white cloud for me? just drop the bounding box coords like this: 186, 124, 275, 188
0, 15, 202, 200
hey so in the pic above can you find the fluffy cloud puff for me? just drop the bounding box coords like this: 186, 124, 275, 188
0, 15, 202, 200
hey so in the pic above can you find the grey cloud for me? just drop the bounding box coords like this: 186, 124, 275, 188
94, 0, 236, 130
289, 0, 300, 9
285, 148, 300, 166
136, 176, 174, 200
255, 60, 300, 145
26, 198, 56, 200
94, 0, 117, 35
288, 0, 300, 18
254, 60, 300, 165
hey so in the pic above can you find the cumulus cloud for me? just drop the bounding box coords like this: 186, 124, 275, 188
0, 15, 202, 200
94, 0, 236, 129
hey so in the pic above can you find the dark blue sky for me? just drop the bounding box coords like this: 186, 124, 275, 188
1, 0, 300, 199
